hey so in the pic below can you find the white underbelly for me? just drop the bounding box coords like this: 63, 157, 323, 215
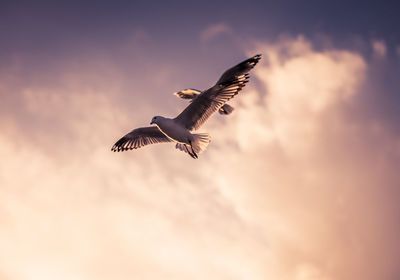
156, 123, 190, 144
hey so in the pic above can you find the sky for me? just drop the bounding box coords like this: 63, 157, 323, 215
1, 1, 400, 280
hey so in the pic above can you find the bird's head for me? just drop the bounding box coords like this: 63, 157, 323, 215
150, 116, 160, 125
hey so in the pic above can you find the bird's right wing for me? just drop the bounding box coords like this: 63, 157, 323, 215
173, 89, 201, 99
111, 126, 172, 152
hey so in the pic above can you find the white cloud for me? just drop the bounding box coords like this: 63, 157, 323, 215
247, 35, 366, 157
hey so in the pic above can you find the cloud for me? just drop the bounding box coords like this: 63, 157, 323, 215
200, 23, 232, 43
1, 35, 400, 280
372, 39, 387, 58
201, 36, 400, 280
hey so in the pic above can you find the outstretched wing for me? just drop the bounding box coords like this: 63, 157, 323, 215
111, 126, 172, 152
216, 54, 261, 85
174, 54, 261, 131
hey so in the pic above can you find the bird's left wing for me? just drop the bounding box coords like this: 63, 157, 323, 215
173, 75, 248, 131
111, 126, 172, 152
173, 54, 261, 131
216, 54, 261, 85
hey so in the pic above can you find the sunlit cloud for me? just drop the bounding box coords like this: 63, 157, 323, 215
1, 35, 399, 280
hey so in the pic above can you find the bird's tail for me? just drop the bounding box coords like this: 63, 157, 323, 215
175, 133, 211, 159
191, 133, 211, 155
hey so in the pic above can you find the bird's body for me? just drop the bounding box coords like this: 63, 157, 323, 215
151, 116, 192, 144
111, 54, 261, 159
150, 116, 211, 158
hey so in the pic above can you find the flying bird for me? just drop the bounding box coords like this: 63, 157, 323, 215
111, 54, 261, 159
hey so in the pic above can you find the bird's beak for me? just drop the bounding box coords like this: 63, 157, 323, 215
150, 121, 154, 125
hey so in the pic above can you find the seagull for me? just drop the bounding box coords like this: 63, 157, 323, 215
111, 54, 261, 159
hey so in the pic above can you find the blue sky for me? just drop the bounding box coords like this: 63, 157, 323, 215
2, 0, 399, 122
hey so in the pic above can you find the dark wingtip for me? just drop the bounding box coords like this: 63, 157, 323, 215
248, 54, 262, 67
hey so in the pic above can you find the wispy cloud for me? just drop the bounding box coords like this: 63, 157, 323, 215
396, 45, 400, 58
200, 23, 232, 43
372, 39, 387, 58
